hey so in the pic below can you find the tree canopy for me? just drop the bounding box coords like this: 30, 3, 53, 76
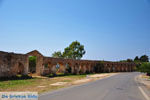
134, 55, 149, 75
123, 55, 149, 63
63, 41, 85, 59
140, 55, 149, 62
52, 51, 63, 58
52, 41, 86, 59
134, 56, 140, 62
138, 62, 150, 76
126, 59, 133, 62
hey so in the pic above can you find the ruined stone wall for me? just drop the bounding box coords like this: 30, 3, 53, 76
0, 50, 136, 78
0, 51, 28, 78
102, 62, 136, 73
42, 57, 136, 75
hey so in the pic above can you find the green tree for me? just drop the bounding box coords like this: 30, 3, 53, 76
119, 59, 133, 62
140, 55, 149, 62
52, 51, 63, 58
138, 62, 150, 76
134, 56, 140, 62
63, 41, 86, 59
127, 59, 133, 62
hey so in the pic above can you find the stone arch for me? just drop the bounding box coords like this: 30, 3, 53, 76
116, 64, 121, 72
110, 64, 115, 72
125, 65, 128, 72
90, 63, 95, 73
57, 62, 66, 74
48, 62, 58, 75
79, 63, 84, 74
73, 63, 80, 74
80, 63, 87, 74
88, 63, 92, 73
105, 64, 110, 73
93, 62, 103, 73
85, 63, 90, 74
129, 65, 132, 72
64, 62, 72, 74
108, 66, 111, 73
42, 61, 52, 75
122, 64, 125, 72
112, 64, 116, 72
17, 62, 24, 74
11, 62, 25, 76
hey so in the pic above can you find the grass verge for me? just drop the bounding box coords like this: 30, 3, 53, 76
0, 74, 88, 94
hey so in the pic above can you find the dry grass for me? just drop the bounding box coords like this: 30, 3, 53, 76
141, 74, 150, 80
0, 74, 87, 94
0, 73, 116, 94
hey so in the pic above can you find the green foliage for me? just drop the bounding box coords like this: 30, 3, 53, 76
134, 56, 140, 62
140, 55, 149, 62
127, 59, 133, 62
52, 51, 63, 58
120, 55, 149, 63
29, 56, 36, 62
29, 56, 36, 73
63, 41, 85, 59
138, 62, 150, 75
119, 60, 127, 62
44, 64, 48, 68
119, 59, 133, 62
52, 41, 86, 59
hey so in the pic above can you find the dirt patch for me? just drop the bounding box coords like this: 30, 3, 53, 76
50, 82, 68, 86
72, 79, 91, 84
72, 73, 117, 85
137, 74, 150, 88
37, 86, 46, 88
89, 74, 108, 78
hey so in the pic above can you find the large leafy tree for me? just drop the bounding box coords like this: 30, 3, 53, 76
52, 41, 86, 59
52, 51, 63, 58
63, 41, 86, 59
140, 55, 149, 62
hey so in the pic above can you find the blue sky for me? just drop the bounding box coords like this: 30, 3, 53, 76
0, 0, 150, 61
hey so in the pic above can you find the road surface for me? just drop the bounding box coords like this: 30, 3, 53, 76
39, 72, 149, 100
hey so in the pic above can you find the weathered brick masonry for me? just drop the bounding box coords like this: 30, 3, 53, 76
0, 50, 136, 78
0, 51, 28, 77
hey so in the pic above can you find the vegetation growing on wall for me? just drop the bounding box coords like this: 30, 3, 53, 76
29, 56, 36, 73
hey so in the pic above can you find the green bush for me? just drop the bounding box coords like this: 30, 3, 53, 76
138, 62, 150, 75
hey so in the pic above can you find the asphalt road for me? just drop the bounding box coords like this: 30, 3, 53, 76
39, 72, 148, 100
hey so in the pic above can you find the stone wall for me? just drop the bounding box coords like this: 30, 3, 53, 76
0, 50, 136, 78
0, 51, 28, 78
42, 57, 136, 75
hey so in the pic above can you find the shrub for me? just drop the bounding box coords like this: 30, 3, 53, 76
138, 62, 150, 76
